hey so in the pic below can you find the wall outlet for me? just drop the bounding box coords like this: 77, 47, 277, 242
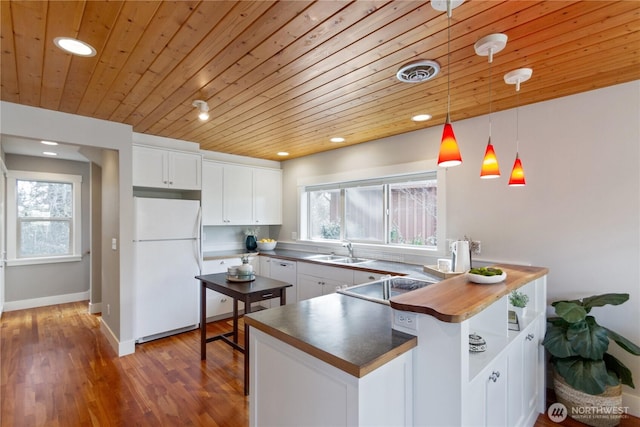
471, 240, 481, 255
394, 310, 417, 331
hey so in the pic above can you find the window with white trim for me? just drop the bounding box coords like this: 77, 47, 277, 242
303, 171, 439, 248
6, 171, 82, 265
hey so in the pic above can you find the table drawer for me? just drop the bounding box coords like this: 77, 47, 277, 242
248, 289, 285, 304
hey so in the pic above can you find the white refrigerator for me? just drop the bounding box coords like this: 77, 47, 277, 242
133, 197, 202, 342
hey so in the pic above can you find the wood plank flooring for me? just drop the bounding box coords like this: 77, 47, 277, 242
1, 302, 638, 426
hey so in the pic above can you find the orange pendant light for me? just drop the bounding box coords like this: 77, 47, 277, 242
508, 154, 526, 186
475, 34, 507, 180
437, 6, 463, 168
480, 137, 500, 178
504, 68, 532, 187
438, 114, 462, 167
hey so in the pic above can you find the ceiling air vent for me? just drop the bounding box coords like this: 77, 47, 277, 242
396, 60, 440, 83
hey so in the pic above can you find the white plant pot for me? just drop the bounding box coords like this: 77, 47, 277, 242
512, 306, 527, 321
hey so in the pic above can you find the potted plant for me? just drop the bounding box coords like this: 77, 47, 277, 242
543, 293, 640, 426
509, 290, 529, 319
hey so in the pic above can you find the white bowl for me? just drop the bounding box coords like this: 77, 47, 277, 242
256, 241, 277, 251
467, 271, 507, 284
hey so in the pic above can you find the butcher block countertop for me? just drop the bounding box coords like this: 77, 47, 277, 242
390, 264, 548, 323
245, 293, 417, 378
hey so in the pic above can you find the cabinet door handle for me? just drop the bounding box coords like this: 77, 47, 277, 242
526, 333, 535, 341
368, 276, 375, 280
489, 371, 500, 382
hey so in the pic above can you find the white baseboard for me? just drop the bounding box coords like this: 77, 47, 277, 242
623, 390, 640, 418
99, 318, 135, 357
4, 291, 90, 311
88, 301, 102, 314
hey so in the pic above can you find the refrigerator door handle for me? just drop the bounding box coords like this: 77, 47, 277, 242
194, 238, 202, 272
196, 206, 203, 271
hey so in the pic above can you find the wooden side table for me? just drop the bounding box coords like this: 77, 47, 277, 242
196, 273, 292, 395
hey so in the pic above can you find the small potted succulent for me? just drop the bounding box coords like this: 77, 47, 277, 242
543, 293, 640, 426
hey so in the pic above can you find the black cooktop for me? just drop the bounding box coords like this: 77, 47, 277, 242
339, 276, 435, 304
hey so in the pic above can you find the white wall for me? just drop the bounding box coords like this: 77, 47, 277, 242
3, 154, 91, 304
0, 101, 135, 355
280, 81, 640, 406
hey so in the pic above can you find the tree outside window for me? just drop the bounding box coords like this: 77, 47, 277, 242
305, 173, 438, 248
17, 180, 73, 257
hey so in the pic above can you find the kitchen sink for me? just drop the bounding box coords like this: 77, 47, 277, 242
307, 254, 348, 262
334, 257, 371, 264
306, 254, 372, 265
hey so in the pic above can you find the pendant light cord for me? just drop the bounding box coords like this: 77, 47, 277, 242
516, 87, 520, 154
446, 13, 451, 117
488, 51, 492, 137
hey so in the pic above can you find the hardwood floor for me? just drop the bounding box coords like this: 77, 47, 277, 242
1, 302, 638, 426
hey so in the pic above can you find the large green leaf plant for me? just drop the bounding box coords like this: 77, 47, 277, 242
543, 293, 640, 395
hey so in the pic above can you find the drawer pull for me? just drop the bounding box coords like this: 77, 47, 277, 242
489, 371, 500, 382
261, 293, 273, 298
526, 333, 535, 341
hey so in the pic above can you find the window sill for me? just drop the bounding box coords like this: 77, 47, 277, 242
7, 255, 82, 267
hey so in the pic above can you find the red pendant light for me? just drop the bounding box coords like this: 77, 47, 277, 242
504, 68, 532, 187
475, 34, 507, 179
438, 114, 462, 167
437, 6, 463, 168
480, 137, 500, 178
508, 154, 526, 186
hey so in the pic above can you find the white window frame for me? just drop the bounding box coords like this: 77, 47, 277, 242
6, 170, 82, 266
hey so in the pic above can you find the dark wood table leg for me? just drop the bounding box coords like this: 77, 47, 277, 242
200, 281, 206, 360
280, 288, 287, 306
244, 322, 250, 396
232, 297, 239, 344
243, 296, 252, 395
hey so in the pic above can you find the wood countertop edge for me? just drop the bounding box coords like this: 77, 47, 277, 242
245, 317, 417, 378
389, 265, 549, 323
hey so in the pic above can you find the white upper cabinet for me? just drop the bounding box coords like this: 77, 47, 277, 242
202, 160, 282, 225
133, 145, 201, 190
253, 167, 282, 224
223, 164, 253, 224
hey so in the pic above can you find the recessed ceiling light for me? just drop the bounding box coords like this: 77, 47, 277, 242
277, 152, 289, 156
41, 140, 59, 145
53, 37, 96, 57
43, 151, 58, 156
412, 114, 432, 122
330, 137, 345, 143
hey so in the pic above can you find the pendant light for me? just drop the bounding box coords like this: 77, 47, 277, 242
475, 34, 508, 179
434, 0, 465, 167
504, 68, 532, 187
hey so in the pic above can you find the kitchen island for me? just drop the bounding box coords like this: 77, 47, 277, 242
245, 264, 548, 427
244, 293, 416, 426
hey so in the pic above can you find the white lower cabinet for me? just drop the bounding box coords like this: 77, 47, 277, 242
250, 328, 414, 427
409, 275, 546, 427
467, 352, 508, 427
201, 259, 237, 319
263, 258, 296, 306
201, 256, 260, 318
508, 315, 545, 427
297, 261, 354, 301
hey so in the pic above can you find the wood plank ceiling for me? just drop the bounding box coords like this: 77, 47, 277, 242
1, 1, 639, 160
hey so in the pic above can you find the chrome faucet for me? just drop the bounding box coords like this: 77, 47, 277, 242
342, 240, 353, 258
